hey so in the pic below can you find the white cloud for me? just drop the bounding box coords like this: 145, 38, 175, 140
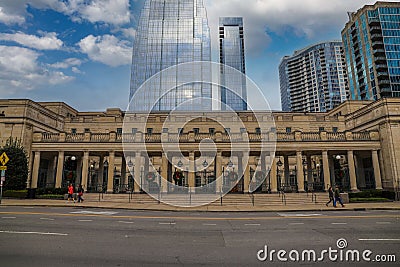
120, 27, 137, 40
0, 45, 74, 94
204, 0, 385, 55
50, 58, 83, 69
0, 31, 63, 50
78, 34, 132, 67
0, 6, 25, 25
75, 0, 130, 25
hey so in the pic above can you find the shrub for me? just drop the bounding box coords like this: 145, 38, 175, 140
36, 187, 67, 195
36, 194, 64, 200
349, 190, 395, 200
3, 190, 28, 199
350, 197, 392, 203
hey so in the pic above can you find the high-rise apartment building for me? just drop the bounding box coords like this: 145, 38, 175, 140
342, 1, 400, 100
279, 41, 349, 112
130, 0, 212, 111
219, 17, 247, 111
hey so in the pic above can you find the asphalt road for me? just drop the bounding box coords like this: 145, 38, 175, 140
0, 206, 399, 266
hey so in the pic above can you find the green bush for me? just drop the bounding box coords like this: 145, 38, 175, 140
36, 194, 64, 200
349, 190, 395, 200
3, 190, 28, 199
350, 197, 392, 203
36, 187, 67, 195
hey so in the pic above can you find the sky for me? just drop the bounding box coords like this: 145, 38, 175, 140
0, 0, 391, 112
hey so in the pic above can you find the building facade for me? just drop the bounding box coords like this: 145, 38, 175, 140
279, 41, 349, 112
129, 0, 212, 112
342, 1, 400, 101
219, 17, 247, 111
1, 98, 399, 196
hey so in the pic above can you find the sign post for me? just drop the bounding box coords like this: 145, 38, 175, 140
0, 152, 9, 204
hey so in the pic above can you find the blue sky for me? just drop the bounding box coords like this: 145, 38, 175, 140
0, 0, 388, 111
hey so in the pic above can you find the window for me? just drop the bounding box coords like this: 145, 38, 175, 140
224, 128, 231, 134
71, 128, 77, 134
84, 128, 90, 133
270, 127, 276, 132
131, 128, 137, 134
332, 127, 338, 133
193, 128, 200, 135
240, 128, 247, 133
178, 128, 183, 135
286, 127, 292, 133
117, 128, 122, 134
255, 128, 261, 134
162, 128, 168, 133
209, 128, 215, 135
147, 128, 153, 135
319, 127, 325, 132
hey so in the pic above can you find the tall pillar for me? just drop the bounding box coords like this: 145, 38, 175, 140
121, 157, 127, 186
55, 151, 64, 188
81, 151, 89, 190
243, 156, 250, 193
31, 151, 41, 189
261, 153, 267, 192
296, 151, 305, 192
134, 153, 142, 193
307, 155, 312, 183
372, 150, 383, 190
283, 155, 290, 185
215, 152, 223, 193
76, 156, 82, 185
107, 151, 115, 193
27, 151, 34, 188
188, 152, 195, 191
161, 153, 168, 193
329, 155, 336, 186
98, 156, 104, 186
270, 157, 278, 193
348, 150, 358, 192
322, 151, 331, 191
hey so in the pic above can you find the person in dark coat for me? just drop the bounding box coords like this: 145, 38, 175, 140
326, 186, 335, 207
334, 185, 345, 207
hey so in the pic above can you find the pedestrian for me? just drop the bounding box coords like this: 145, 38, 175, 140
77, 184, 84, 203
67, 183, 75, 203
334, 185, 345, 208
325, 186, 335, 207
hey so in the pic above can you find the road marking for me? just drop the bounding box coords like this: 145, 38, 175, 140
360, 241, 400, 243
245, 223, 261, 226
118, 221, 134, 224
2, 217, 16, 219
278, 213, 323, 217
203, 223, 217, 226
159, 222, 176, 225
376, 222, 391, 224
70, 211, 118, 215
40, 218, 55, 221
78, 219, 93, 222
331, 223, 347, 225
289, 223, 305, 225
0, 230, 67, 236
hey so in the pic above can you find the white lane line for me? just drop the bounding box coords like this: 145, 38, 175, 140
278, 213, 323, 217
0, 230, 68, 236
360, 241, 400, 243
70, 211, 118, 215
376, 222, 391, 224
2, 217, 16, 219
40, 218, 55, 221
159, 222, 176, 225
203, 223, 217, 226
331, 223, 347, 225
118, 221, 134, 224
78, 219, 93, 222
289, 223, 305, 225
245, 223, 261, 226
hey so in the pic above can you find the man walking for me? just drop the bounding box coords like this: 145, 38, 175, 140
334, 185, 345, 208
326, 186, 335, 207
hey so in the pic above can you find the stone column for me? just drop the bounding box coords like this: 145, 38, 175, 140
307, 155, 313, 183
55, 151, 64, 188
296, 151, 305, 192
188, 152, 195, 191
215, 152, 223, 193
134, 153, 142, 193
121, 157, 127, 186
270, 157, 278, 193
161, 153, 168, 193
76, 156, 82, 185
27, 151, 34, 188
322, 151, 331, 191
372, 150, 383, 190
284, 155, 290, 185
261, 153, 267, 192
31, 151, 41, 189
81, 151, 89, 190
98, 156, 104, 186
107, 151, 115, 193
243, 157, 250, 193
347, 150, 358, 192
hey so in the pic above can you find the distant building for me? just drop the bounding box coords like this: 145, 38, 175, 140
279, 41, 349, 112
342, 1, 400, 100
129, 0, 212, 111
219, 17, 247, 111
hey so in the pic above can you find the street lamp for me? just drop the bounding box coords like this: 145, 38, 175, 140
103, 159, 109, 192
277, 157, 283, 191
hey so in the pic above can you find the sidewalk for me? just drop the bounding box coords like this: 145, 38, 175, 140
1, 198, 400, 212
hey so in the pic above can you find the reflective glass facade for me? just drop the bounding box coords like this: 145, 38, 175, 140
342, 2, 400, 100
130, 0, 212, 111
279, 41, 349, 112
219, 17, 247, 111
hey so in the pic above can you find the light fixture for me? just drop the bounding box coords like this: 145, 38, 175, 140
104, 159, 109, 168
302, 158, 307, 166
177, 159, 183, 168
71, 156, 76, 161
128, 159, 134, 168
227, 160, 234, 168
202, 159, 208, 168
277, 158, 283, 168
336, 155, 341, 160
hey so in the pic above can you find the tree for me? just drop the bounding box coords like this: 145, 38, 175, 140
0, 138, 28, 190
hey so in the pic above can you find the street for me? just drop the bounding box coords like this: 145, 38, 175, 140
0, 206, 399, 266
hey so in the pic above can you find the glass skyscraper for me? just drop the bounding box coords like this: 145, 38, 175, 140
342, 2, 400, 100
219, 17, 247, 111
130, 0, 212, 111
279, 41, 349, 112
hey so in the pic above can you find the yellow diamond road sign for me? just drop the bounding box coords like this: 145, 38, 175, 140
0, 152, 9, 166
